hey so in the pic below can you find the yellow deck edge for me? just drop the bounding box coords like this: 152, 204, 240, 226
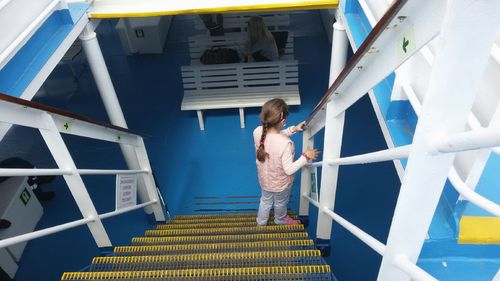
458, 216, 500, 244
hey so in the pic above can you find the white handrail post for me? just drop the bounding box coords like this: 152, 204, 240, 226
133, 137, 166, 221
315, 20, 349, 254
378, 1, 500, 280
39, 113, 112, 248
79, 22, 153, 216
299, 129, 314, 223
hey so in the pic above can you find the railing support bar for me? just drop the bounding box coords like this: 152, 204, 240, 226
307, 145, 411, 168
0, 217, 93, 249
432, 127, 500, 154
299, 129, 314, 217
449, 168, 500, 217
0, 168, 72, 177
330, 145, 411, 165
0, 168, 149, 177
304, 195, 386, 255
39, 113, 112, 247
80, 23, 154, 216
307, 161, 323, 168
133, 137, 166, 221
315, 18, 349, 241
78, 169, 148, 175
99, 200, 157, 220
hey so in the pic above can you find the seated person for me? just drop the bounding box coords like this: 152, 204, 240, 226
244, 16, 279, 62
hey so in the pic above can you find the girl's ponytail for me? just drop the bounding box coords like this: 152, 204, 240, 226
256, 98, 289, 163
256, 123, 269, 162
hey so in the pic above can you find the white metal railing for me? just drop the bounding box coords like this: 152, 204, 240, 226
0, 168, 149, 177
360, 0, 500, 157
0, 198, 158, 249
0, 217, 94, 249
306, 145, 411, 168
300, 1, 500, 281
304, 195, 386, 255
432, 127, 500, 155
0, 93, 167, 250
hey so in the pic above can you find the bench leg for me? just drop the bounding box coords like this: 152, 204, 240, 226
197, 110, 205, 130
239, 108, 245, 128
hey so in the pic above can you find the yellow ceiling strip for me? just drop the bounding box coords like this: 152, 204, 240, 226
90, 0, 338, 19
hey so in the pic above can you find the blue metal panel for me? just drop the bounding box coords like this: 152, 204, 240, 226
0, 4, 88, 98
462, 153, 500, 217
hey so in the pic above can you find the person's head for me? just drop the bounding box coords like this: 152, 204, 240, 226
247, 16, 273, 46
256, 98, 289, 162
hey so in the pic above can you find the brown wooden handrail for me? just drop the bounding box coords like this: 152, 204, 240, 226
307, 0, 408, 124
0, 92, 149, 137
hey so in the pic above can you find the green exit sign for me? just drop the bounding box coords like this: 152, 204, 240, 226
135, 29, 144, 38
20, 188, 31, 205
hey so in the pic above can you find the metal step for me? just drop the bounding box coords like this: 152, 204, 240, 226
173, 211, 296, 220
114, 239, 315, 256
145, 224, 304, 237
164, 214, 297, 224
90, 250, 324, 271
62, 265, 332, 280
156, 220, 282, 230
132, 232, 308, 246
61, 212, 332, 281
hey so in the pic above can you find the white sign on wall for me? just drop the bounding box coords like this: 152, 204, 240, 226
115, 175, 137, 210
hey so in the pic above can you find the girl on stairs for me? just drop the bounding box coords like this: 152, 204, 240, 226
254, 98, 320, 226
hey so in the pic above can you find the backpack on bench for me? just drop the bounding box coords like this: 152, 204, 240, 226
200, 47, 240, 64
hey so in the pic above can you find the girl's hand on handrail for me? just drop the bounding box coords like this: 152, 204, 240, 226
303, 147, 320, 161
294, 121, 306, 132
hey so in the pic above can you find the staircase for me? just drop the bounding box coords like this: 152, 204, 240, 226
60, 212, 335, 280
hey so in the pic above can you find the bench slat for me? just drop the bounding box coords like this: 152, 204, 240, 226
182, 64, 298, 73
183, 81, 298, 90
183, 90, 299, 103
182, 74, 298, 84
182, 95, 300, 111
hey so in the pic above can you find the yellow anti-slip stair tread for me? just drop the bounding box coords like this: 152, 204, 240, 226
61, 265, 330, 279
133, 232, 308, 244
115, 239, 314, 253
157, 221, 282, 229
173, 211, 296, 220
166, 214, 297, 224
93, 249, 321, 264
146, 224, 304, 236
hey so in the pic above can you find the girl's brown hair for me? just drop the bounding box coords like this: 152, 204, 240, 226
257, 98, 289, 162
247, 16, 274, 46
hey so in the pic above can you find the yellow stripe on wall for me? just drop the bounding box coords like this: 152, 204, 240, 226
90, 1, 338, 19
458, 216, 500, 244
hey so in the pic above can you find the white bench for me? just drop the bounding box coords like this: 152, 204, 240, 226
187, 32, 294, 65
181, 61, 300, 130
193, 12, 290, 34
